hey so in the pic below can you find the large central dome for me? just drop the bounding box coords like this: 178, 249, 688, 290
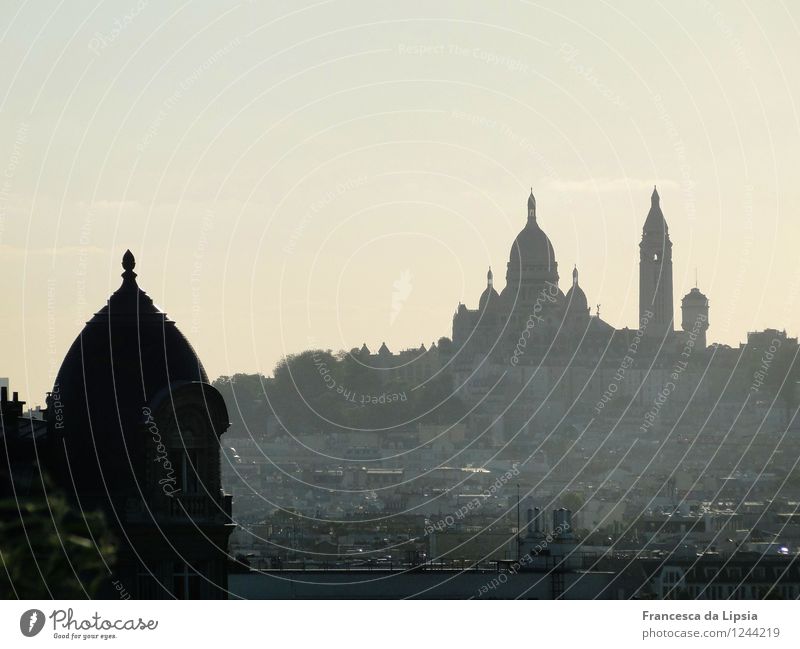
504, 190, 559, 295
509, 222, 556, 268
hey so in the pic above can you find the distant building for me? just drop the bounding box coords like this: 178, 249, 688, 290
634, 553, 800, 599
432, 188, 723, 433
0, 384, 48, 498
639, 188, 675, 340
451, 187, 699, 358
680, 287, 709, 349
305, 188, 797, 436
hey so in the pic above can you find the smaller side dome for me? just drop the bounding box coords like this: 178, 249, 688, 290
478, 266, 499, 311
479, 285, 500, 311
564, 265, 589, 316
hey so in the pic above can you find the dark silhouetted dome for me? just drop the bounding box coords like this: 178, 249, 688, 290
49, 251, 208, 497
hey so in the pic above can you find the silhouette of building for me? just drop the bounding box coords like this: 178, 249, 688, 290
433, 187, 714, 433
633, 552, 800, 599
452, 187, 690, 354
681, 287, 710, 349
0, 385, 48, 499
639, 187, 674, 340
46, 251, 233, 599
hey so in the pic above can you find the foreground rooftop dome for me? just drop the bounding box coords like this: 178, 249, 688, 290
50, 251, 210, 495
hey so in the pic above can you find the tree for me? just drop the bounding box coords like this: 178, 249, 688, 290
0, 473, 116, 598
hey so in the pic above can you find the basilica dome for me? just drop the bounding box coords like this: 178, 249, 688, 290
508, 191, 556, 271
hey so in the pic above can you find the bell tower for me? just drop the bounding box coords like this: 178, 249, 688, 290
639, 187, 674, 338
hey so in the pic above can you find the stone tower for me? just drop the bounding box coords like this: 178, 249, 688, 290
639, 187, 674, 339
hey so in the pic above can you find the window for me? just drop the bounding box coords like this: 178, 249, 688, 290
166, 408, 215, 497
653, 253, 660, 262
136, 568, 162, 599
178, 448, 201, 494
172, 561, 203, 599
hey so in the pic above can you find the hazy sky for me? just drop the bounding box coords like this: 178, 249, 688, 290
1, 0, 799, 403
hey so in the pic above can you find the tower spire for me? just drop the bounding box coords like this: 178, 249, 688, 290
639, 188, 674, 338
487, 266, 493, 288
643, 185, 668, 235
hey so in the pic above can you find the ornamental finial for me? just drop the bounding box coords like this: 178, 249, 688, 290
121, 249, 137, 282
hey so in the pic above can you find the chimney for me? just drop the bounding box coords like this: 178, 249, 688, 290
0, 385, 25, 422
553, 508, 569, 534
533, 507, 543, 534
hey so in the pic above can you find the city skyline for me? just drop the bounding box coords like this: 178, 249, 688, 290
2, 182, 790, 405
3, 0, 800, 610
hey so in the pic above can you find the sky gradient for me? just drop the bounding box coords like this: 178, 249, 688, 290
1, 0, 799, 403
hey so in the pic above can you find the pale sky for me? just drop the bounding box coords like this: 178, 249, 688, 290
1, 0, 799, 403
